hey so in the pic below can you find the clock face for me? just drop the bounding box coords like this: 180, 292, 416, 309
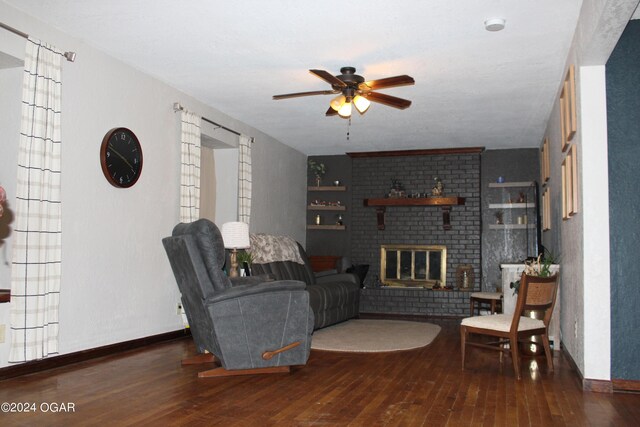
100, 128, 143, 188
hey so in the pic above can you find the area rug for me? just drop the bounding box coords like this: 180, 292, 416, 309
310, 319, 441, 353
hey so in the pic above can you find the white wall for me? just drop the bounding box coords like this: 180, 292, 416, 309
541, 0, 635, 380
0, 2, 306, 368
580, 66, 611, 381
214, 148, 239, 224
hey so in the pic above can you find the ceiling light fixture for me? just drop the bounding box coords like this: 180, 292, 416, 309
484, 17, 506, 32
330, 94, 346, 111
353, 95, 371, 114
338, 101, 352, 118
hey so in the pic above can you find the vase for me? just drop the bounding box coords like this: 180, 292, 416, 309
315, 176, 322, 187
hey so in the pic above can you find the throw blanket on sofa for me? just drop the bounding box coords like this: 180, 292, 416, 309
250, 233, 305, 265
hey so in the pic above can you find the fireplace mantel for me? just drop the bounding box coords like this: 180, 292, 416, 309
363, 197, 466, 230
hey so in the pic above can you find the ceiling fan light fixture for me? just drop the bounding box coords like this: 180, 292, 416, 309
330, 94, 346, 111
353, 95, 371, 114
338, 101, 352, 118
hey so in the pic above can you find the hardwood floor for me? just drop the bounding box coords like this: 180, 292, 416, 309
1, 317, 638, 426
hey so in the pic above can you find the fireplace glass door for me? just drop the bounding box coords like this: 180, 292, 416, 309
381, 245, 446, 288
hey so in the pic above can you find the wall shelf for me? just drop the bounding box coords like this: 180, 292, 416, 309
488, 181, 535, 188
307, 205, 346, 211
308, 186, 346, 192
307, 225, 346, 230
363, 196, 466, 230
489, 224, 536, 230
488, 203, 535, 209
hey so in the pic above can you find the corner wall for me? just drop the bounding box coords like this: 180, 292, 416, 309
481, 149, 540, 292
0, 2, 305, 368
606, 19, 640, 381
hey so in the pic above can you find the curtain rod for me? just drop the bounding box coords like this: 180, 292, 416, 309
0, 21, 76, 62
173, 102, 253, 141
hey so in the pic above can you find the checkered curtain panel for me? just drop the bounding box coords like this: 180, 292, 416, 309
238, 135, 252, 225
10, 38, 63, 362
179, 110, 201, 223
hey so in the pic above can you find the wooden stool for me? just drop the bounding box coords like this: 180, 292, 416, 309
469, 292, 503, 316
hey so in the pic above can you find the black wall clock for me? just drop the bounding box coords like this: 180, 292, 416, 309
100, 127, 143, 188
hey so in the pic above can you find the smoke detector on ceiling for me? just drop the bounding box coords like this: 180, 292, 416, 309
484, 18, 506, 32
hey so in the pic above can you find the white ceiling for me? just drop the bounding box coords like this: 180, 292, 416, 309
3, 0, 627, 155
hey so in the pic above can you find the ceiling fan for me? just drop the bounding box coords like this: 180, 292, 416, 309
273, 67, 415, 118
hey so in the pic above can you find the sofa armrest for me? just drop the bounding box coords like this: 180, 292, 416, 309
206, 280, 306, 304
315, 269, 338, 278
315, 272, 359, 286
229, 274, 275, 286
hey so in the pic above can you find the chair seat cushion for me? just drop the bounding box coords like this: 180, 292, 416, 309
470, 292, 503, 300
461, 313, 544, 332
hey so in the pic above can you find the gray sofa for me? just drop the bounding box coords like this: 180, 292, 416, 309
251, 243, 360, 330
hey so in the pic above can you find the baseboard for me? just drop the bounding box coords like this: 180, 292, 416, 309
583, 378, 613, 393
612, 379, 640, 393
561, 341, 613, 393
0, 329, 191, 381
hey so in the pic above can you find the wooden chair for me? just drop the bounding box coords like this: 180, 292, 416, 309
469, 291, 502, 316
460, 273, 559, 380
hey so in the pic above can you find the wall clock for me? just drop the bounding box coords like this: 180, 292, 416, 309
100, 127, 143, 188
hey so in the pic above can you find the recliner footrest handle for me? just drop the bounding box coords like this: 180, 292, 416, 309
262, 341, 301, 360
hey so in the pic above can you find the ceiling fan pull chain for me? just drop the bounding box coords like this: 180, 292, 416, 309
347, 117, 351, 141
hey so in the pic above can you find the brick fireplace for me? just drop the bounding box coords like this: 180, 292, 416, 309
348, 149, 481, 317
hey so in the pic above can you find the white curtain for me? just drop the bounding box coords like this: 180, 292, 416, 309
10, 38, 63, 362
238, 135, 252, 225
179, 110, 201, 223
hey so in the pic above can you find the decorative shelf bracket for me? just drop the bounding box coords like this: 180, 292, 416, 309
375, 207, 386, 230
442, 206, 452, 230
363, 197, 465, 230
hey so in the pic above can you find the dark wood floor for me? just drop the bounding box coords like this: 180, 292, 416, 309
1, 318, 638, 426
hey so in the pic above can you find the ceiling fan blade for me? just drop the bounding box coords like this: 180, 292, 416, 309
273, 90, 338, 100
359, 75, 415, 90
365, 92, 412, 109
325, 107, 338, 116
309, 69, 347, 88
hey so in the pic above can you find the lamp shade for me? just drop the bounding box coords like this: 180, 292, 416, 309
220, 221, 250, 249
353, 95, 371, 114
330, 94, 346, 111
338, 101, 352, 118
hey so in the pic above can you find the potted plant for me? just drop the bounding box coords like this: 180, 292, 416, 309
509, 249, 558, 295
236, 250, 253, 276
308, 159, 326, 187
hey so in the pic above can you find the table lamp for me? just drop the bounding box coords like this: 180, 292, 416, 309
220, 221, 250, 278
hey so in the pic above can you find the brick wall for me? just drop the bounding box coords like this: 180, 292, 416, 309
351, 153, 481, 317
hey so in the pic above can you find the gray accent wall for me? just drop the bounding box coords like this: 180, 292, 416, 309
305, 155, 352, 258
481, 149, 541, 293
351, 152, 481, 316
606, 19, 640, 381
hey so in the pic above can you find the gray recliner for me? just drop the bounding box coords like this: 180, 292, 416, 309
162, 219, 314, 378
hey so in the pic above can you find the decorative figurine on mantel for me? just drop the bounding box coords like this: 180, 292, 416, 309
388, 179, 406, 198
308, 159, 326, 186
431, 176, 444, 197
